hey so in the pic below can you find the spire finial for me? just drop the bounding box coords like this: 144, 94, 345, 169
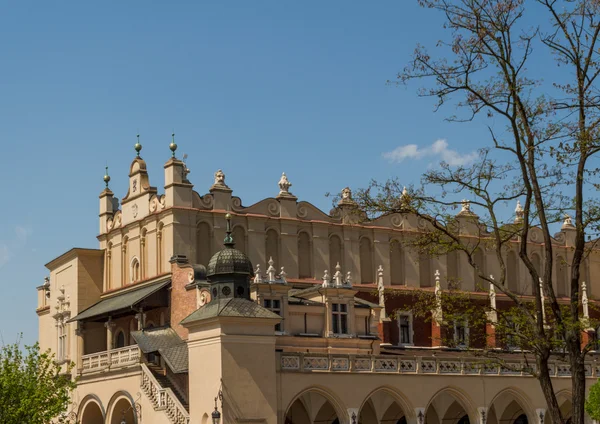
134, 134, 142, 157
103, 166, 111, 188
223, 212, 234, 247
169, 133, 177, 157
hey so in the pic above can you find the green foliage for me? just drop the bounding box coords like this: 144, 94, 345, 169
585, 380, 600, 421
0, 339, 77, 424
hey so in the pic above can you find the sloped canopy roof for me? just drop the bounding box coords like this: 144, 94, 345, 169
181, 297, 280, 325
159, 343, 189, 373
130, 326, 183, 353
69, 280, 170, 322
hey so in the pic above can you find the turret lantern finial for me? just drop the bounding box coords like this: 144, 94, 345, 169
223, 212, 234, 247
134, 134, 142, 157
103, 166, 111, 188
169, 133, 177, 157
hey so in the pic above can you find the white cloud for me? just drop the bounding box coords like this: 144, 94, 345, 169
0, 225, 33, 269
0, 245, 10, 269
383, 139, 478, 166
14, 225, 32, 243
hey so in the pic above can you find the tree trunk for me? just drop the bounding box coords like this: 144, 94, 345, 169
539, 354, 564, 424
570, 344, 586, 424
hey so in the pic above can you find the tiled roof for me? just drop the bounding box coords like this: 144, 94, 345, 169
159, 343, 189, 373
69, 280, 170, 322
130, 326, 183, 353
180, 297, 281, 324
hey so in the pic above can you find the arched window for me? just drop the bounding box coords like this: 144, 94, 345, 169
360, 237, 374, 284
329, 235, 343, 274
266, 229, 280, 269
419, 253, 432, 287
232, 226, 246, 253
557, 255, 568, 297
390, 240, 405, 285
196, 222, 212, 266
447, 250, 459, 289
130, 257, 140, 283
298, 232, 312, 278
507, 250, 519, 293
114, 330, 126, 349
473, 249, 486, 292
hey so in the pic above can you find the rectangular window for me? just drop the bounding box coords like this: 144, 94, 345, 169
454, 319, 468, 347
399, 314, 412, 345
331, 303, 348, 335
263, 298, 282, 332
57, 322, 67, 361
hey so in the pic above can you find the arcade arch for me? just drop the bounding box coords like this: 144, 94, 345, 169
487, 388, 534, 424
78, 395, 104, 424
359, 387, 413, 424
285, 387, 345, 424
425, 387, 476, 424
106, 391, 137, 424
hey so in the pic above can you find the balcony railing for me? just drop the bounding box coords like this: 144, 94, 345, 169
81, 346, 140, 373
280, 352, 599, 378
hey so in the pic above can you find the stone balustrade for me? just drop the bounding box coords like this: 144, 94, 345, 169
81, 346, 140, 373
141, 363, 189, 424
280, 352, 599, 378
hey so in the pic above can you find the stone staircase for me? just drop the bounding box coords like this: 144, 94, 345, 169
140, 362, 190, 424
146, 363, 189, 411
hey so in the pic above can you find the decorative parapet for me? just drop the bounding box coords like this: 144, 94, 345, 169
279, 352, 598, 378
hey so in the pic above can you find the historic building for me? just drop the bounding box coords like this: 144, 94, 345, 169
36, 139, 595, 424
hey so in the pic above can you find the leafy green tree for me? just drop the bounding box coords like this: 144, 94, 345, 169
585, 380, 600, 421
0, 340, 77, 424
354, 1, 600, 424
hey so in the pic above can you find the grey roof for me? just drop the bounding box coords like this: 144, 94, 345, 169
159, 343, 189, 373
69, 280, 170, 322
181, 297, 281, 325
207, 247, 254, 277
130, 326, 183, 353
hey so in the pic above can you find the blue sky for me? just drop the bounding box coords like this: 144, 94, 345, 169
0, 1, 505, 344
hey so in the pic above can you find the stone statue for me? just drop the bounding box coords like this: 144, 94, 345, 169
563, 213, 574, 228
333, 262, 343, 287
322, 270, 331, 288
461, 199, 471, 213
214, 169, 225, 186
254, 264, 263, 284
266, 257, 276, 282
278, 172, 292, 195
514, 200, 524, 224
342, 187, 352, 200
279, 267, 287, 284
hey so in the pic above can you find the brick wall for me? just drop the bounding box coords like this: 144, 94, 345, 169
170, 261, 198, 340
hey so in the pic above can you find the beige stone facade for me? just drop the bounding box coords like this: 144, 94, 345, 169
36, 145, 595, 424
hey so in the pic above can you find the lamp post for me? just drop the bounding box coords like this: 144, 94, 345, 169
212, 396, 221, 424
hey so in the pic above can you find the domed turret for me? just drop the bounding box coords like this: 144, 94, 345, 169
206, 213, 254, 301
